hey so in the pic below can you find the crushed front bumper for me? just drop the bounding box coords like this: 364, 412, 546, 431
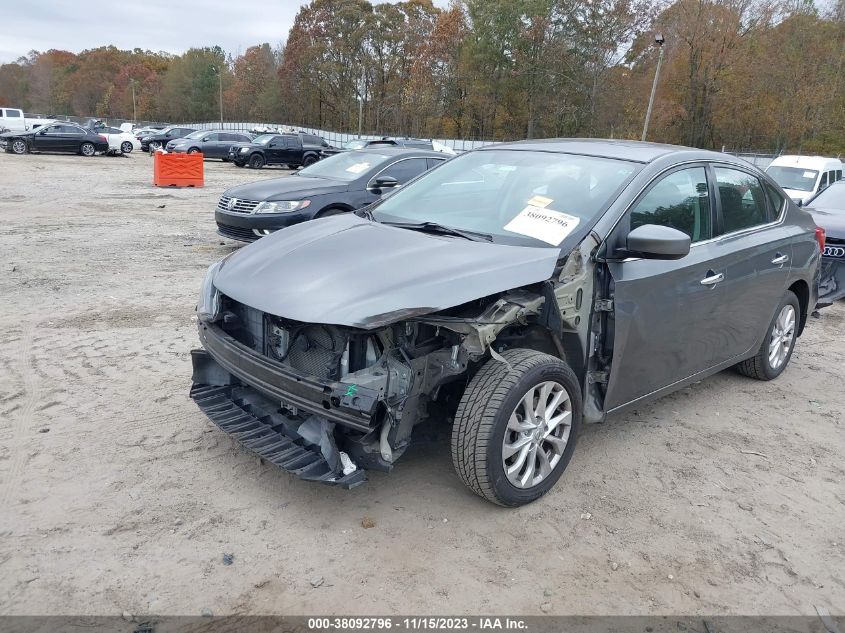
818, 256, 845, 307
190, 381, 366, 488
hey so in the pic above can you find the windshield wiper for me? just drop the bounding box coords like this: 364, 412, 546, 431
380, 220, 493, 242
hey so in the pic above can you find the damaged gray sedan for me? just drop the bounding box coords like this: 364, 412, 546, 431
190, 139, 821, 506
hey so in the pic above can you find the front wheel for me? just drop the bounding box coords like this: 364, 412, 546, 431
149, 141, 162, 152
451, 349, 582, 506
249, 154, 265, 169
80, 142, 96, 156
735, 291, 800, 380
120, 141, 133, 154
188, 147, 200, 154
10, 139, 27, 154
303, 155, 318, 167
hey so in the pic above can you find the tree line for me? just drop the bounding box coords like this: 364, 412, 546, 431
0, 0, 843, 153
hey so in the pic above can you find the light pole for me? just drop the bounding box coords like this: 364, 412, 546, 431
130, 79, 137, 123
641, 33, 665, 142
211, 65, 223, 125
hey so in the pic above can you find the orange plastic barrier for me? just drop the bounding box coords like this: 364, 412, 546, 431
153, 150, 204, 187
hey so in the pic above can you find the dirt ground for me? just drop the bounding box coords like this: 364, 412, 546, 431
0, 151, 843, 617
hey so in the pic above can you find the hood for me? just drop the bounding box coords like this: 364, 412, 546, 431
808, 207, 845, 240
212, 214, 560, 329
782, 188, 813, 204
224, 175, 349, 201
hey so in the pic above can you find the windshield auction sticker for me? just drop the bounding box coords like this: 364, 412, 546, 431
346, 162, 371, 174
504, 206, 580, 245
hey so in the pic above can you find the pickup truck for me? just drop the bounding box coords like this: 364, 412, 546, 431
228, 132, 330, 169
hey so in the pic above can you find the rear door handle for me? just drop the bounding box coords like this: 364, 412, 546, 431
700, 272, 725, 286
772, 253, 789, 266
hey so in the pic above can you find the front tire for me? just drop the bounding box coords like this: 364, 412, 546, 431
120, 141, 133, 154
10, 139, 27, 154
80, 142, 96, 156
249, 154, 265, 169
188, 147, 200, 154
451, 349, 582, 506
735, 291, 800, 380
303, 154, 318, 167
149, 141, 162, 152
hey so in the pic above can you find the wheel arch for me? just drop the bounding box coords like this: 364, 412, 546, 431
315, 203, 353, 217
788, 279, 809, 336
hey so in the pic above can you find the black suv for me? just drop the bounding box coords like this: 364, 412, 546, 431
140, 126, 196, 152
229, 133, 330, 169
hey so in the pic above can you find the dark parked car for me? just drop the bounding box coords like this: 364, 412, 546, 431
215, 148, 447, 242
2, 122, 109, 156
228, 132, 330, 169
191, 139, 821, 505
165, 129, 254, 159
140, 126, 196, 152
805, 179, 845, 306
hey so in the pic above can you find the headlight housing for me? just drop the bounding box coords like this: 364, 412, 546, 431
196, 258, 226, 322
254, 200, 311, 214
239, 147, 250, 153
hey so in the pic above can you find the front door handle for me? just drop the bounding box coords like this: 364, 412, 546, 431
700, 272, 725, 286
772, 253, 789, 266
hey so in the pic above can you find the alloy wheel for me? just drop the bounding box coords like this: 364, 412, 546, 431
502, 380, 572, 489
768, 304, 796, 370
11, 140, 26, 154
81, 143, 95, 156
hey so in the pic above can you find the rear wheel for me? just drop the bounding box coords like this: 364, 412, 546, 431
120, 141, 133, 154
249, 154, 265, 169
10, 139, 27, 154
80, 142, 96, 156
451, 349, 581, 506
735, 291, 800, 380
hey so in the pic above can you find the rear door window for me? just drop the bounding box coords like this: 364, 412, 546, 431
629, 167, 712, 243
764, 183, 785, 218
714, 167, 770, 234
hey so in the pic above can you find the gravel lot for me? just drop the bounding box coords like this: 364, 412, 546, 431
0, 151, 843, 617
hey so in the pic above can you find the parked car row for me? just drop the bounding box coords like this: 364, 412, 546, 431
190, 139, 826, 505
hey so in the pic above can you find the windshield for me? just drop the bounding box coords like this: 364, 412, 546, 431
808, 182, 845, 211
372, 149, 637, 246
252, 134, 276, 145
766, 166, 819, 192
298, 150, 391, 181
344, 139, 367, 150
183, 130, 207, 139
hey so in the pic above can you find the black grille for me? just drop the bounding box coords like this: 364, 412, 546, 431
217, 222, 257, 242
827, 236, 844, 246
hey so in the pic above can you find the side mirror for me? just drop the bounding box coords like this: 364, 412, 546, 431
202, 137, 211, 142
268, 143, 277, 148
796, 199, 803, 207
371, 176, 399, 191
625, 224, 691, 260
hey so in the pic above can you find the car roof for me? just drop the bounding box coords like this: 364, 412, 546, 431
767, 155, 842, 170
481, 138, 728, 164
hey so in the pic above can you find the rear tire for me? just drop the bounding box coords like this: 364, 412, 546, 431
451, 349, 582, 506
249, 154, 265, 169
80, 142, 96, 156
120, 141, 133, 154
735, 291, 800, 380
10, 139, 27, 154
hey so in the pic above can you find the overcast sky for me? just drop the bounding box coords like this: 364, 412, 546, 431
0, 0, 449, 64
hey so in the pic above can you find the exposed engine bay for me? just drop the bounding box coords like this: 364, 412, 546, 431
190, 234, 604, 486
